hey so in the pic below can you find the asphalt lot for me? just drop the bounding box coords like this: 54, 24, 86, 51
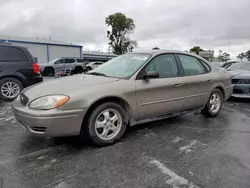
1, 91, 250, 187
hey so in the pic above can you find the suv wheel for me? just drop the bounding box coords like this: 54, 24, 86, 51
74, 67, 83, 74
202, 89, 223, 117
0, 78, 23, 101
86, 67, 92, 72
44, 67, 54, 77
84, 102, 128, 146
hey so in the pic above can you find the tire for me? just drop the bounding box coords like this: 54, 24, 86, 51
83, 102, 128, 146
0, 78, 23, 101
202, 89, 223, 117
86, 67, 92, 72
74, 67, 83, 74
44, 67, 54, 77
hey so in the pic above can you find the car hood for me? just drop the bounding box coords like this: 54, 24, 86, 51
228, 70, 250, 78
22, 74, 119, 101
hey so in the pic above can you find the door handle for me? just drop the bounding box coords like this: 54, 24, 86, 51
207, 79, 212, 82
173, 84, 181, 88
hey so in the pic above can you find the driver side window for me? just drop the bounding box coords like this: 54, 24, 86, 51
55, 59, 65, 64
145, 54, 178, 78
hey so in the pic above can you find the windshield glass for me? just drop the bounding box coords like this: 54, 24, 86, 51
212, 62, 224, 68
88, 53, 151, 78
228, 62, 250, 70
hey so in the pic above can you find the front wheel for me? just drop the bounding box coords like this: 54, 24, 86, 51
84, 102, 128, 146
0, 78, 23, 101
202, 89, 223, 117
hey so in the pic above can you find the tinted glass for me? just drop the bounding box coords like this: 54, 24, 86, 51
145, 54, 178, 78
178, 54, 206, 76
76, 59, 85, 62
95, 63, 103, 65
55, 59, 65, 64
0, 46, 28, 61
65, 59, 75, 63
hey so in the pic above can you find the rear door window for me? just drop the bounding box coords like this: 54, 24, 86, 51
178, 54, 206, 76
65, 59, 75, 63
0, 46, 28, 61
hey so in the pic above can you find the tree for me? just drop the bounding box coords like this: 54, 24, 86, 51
189, 46, 204, 55
152, 47, 160, 50
105, 13, 137, 55
216, 50, 231, 62
245, 50, 250, 61
237, 52, 246, 61
222, 52, 231, 62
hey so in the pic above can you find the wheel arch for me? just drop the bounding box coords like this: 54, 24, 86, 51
0, 74, 26, 86
82, 96, 132, 128
213, 85, 225, 99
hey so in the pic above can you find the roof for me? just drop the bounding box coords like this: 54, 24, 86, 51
82, 51, 117, 57
0, 35, 82, 47
132, 49, 209, 61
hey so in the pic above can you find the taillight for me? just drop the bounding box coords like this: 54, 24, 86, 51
32, 63, 40, 74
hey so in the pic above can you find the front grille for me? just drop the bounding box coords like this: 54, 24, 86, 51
232, 79, 239, 84
232, 79, 250, 84
20, 93, 29, 106
233, 89, 243, 94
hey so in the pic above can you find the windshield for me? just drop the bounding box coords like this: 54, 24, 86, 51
212, 62, 224, 68
88, 53, 151, 78
228, 63, 250, 70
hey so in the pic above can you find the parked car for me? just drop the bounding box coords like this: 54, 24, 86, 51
86, 61, 104, 71
227, 62, 250, 98
212, 61, 238, 69
12, 50, 233, 146
0, 44, 42, 101
39, 58, 87, 76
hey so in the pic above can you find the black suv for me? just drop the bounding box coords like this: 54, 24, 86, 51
0, 44, 43, 101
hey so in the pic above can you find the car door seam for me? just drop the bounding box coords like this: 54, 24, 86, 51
140, 93, 207, 106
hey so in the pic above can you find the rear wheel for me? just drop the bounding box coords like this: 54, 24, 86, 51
44, 67, 54, 77
0, 78, 23, 101
202, 89, 223, 117
86, 67, 92, 72
74, 67, 83, 74
83, 102, 128, 146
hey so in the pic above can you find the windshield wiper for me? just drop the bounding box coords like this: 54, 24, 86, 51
86, 72, 107, 77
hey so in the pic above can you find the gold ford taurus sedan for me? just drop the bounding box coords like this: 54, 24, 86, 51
12, 50, 233, 146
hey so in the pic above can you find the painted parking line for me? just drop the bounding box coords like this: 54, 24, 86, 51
150, 159, 199, 188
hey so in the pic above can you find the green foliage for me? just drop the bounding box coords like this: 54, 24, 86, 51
217, 50, 231, 62
237, 52, 246, 61
105, 13, 137, 55
152, 47, 160, 50
189, 46, 204, 55
245, 50, 250, 61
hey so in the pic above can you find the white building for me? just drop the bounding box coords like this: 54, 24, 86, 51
0, 35, 82, 63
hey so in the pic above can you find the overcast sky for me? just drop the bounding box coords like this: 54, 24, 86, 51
0, 0, 250, 59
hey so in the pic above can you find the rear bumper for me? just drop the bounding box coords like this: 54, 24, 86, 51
232, 84, 250, 98
224, 85, 233, 100
26, 75, 43, 87
12, 100, 87, 137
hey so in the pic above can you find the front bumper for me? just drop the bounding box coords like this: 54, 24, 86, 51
12, 100, 87, 137
232, 84, 250, 98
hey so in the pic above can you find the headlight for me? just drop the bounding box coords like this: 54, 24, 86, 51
29, 95, 69, 110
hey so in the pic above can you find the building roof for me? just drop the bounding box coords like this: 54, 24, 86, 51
0, 35, 82, 47
82, 51, 117, 57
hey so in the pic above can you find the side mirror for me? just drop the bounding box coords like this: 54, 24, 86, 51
144, 71, 159, 79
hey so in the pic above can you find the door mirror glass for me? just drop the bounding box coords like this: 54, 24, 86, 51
144, 71, 159, 79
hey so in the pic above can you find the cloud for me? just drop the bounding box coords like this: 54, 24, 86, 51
0, 0, 250, 58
